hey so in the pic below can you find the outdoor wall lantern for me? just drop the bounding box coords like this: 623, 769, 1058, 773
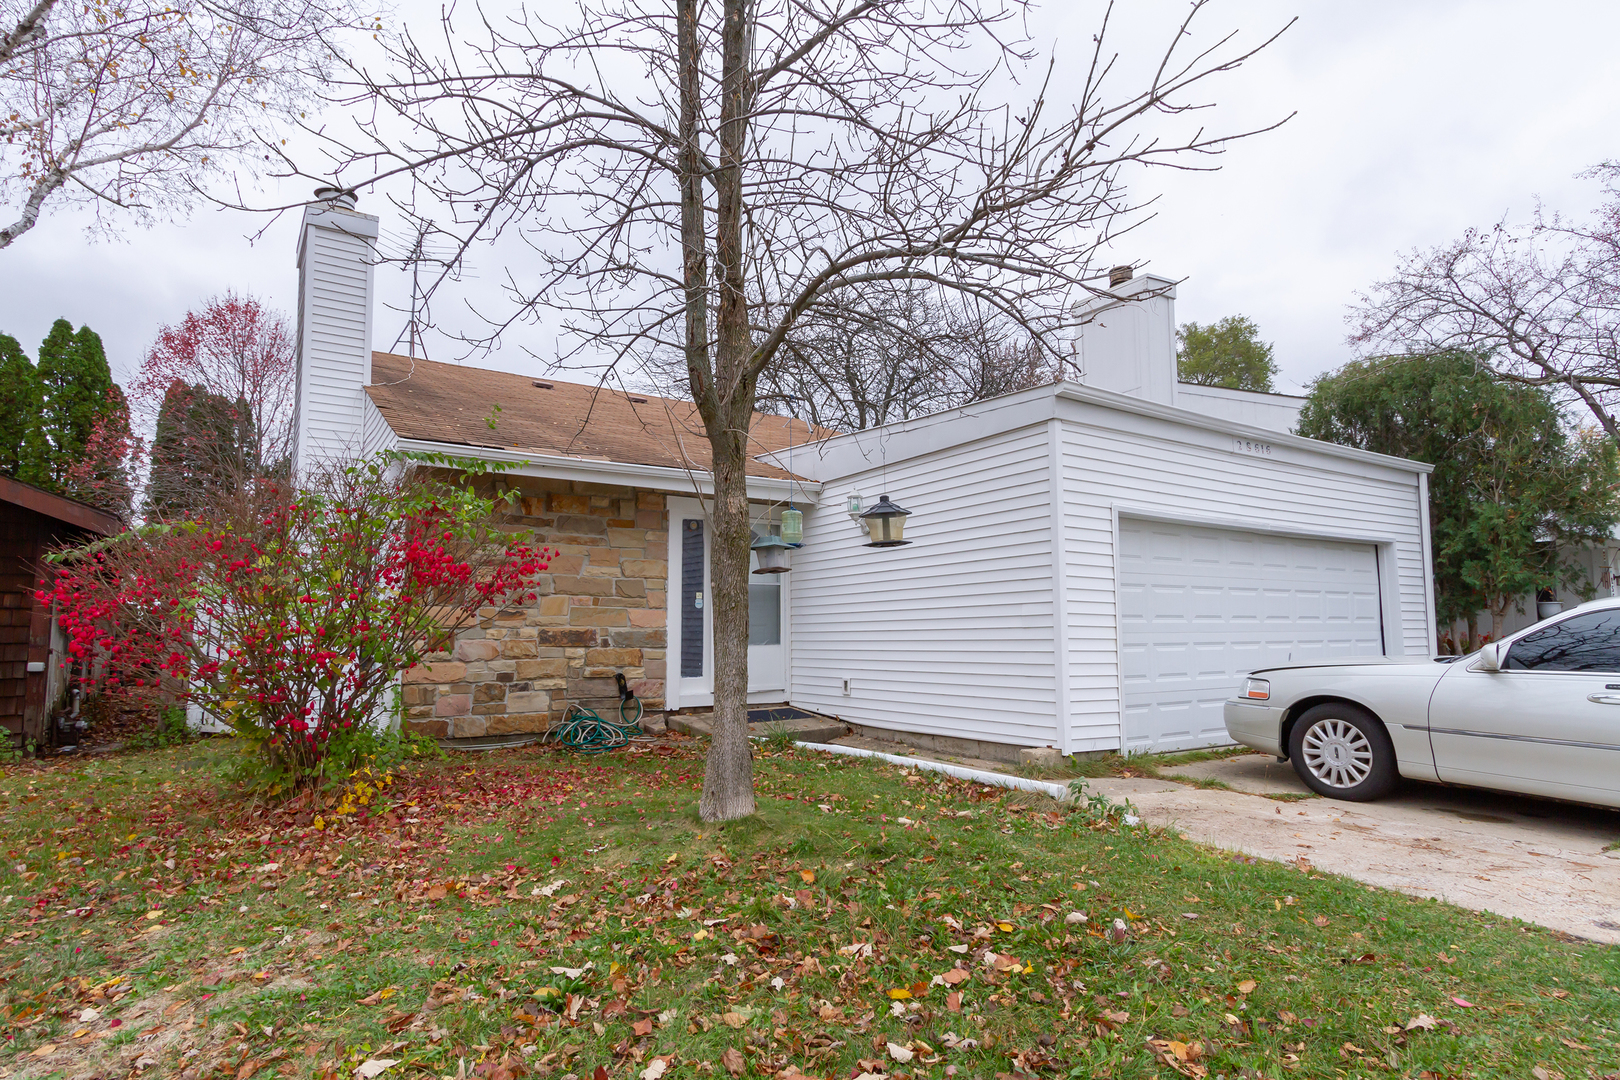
752, 533, 793, 574
860, 494, 912, 547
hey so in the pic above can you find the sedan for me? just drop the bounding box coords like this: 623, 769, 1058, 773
1224, 597, 1620, 806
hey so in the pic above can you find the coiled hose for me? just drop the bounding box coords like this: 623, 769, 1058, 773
548, 701, 647, 754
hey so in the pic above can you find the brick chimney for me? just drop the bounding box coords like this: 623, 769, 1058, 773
291, 186, 380, 477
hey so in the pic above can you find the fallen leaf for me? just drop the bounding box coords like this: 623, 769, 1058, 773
1236, 980, 1258, 994
31, 1044, 57, 1057
642, 1058, 669, 1080
946, 944, 970, 954
887, 1043, 914, 1063
995, 922, 1014, 932
942, 969, 969, 986
946, 992, 962, 1013
1404, 1014, 1438, 1031
1313, 916, 1329, 927
721, 1011, 746, 1029
721, 1049, 746, 1077
1450, 996, 1475, 1008
355, 1060, 399, 1079
886, 988, 912, 1000
633, 1018, 653, 1037
799, 870, 815, 884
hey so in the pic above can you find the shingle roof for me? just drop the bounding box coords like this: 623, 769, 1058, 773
364, 352, 826, 480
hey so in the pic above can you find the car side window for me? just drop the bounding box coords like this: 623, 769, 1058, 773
1502, 610, 1620, 672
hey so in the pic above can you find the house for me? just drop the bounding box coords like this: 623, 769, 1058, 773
0, 476, 122, 750
292, 189, 1436, 759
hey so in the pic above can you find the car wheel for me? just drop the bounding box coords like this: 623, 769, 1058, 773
1287, 703, 1398, 801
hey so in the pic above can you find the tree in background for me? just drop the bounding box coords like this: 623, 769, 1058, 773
59, 387, 142, 522
35, 318, 115, 486
1297, 352, 1619, 649
662, 286, 1055, 432
0, 0, 365, 250
1351, 164, 1620, 449
0, 331, 46, 481
1176, 315, 1277, 391
132, 294, 298, 486
145, 382, 257, 519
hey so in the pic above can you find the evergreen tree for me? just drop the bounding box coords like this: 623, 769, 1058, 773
0, 334, 47, 482
1298, 351, 1620, 647
36, 319, 115, 487
145, 381, 255, 518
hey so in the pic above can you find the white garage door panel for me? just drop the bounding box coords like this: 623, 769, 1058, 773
1119, 519, 1383, 752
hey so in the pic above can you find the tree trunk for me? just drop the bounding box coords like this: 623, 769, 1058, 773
697, 0, 757, 822
1466, 613, 1479, 652
1489, 605, 1505, 643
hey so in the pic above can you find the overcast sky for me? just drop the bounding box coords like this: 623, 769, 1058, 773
2, 0, 1617, 398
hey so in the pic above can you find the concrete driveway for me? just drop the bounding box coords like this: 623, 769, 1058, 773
1084, 753, 1620, 946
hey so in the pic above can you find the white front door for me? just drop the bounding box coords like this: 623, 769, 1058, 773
1118, 518, 1384, 752
667, 500, 788, 710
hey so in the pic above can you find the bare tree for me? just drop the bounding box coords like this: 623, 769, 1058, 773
314, 0, 1289, 820
649, 284, 1055, 431
0, 0, 364, 249
1351, 164, 1620, 445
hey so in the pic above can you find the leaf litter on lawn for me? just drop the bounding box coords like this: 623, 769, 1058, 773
3, 738, 1619, 1080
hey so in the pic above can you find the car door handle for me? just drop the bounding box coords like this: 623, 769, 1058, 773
1587, 693, 1620, 705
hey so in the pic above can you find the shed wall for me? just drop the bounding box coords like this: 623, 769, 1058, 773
787, 424, 1062, 748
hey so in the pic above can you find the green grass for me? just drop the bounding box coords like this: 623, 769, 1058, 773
1, 739, 1617, 1080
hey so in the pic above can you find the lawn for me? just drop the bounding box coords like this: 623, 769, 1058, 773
2, 736, 1618, 1080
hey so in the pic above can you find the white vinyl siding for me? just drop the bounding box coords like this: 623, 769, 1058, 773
360, 393, 399, 459
293, 206, 379, 476
788, 425, 1061, 748
785, 383, 1431, 756
1057, 396, 1428, 752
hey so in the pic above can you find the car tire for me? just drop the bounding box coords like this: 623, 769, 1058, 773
1287, 703, 1398, 802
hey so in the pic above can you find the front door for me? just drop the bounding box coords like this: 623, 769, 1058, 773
668, 501, 788, 710
1428, 608, 1620, 805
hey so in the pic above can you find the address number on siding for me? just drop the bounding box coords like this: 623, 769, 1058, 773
1233, 439, 1273, 456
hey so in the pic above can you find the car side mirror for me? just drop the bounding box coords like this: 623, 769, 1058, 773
1471, 642, 1505, 673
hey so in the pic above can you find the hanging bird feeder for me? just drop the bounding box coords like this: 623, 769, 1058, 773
860, 494, 912, 547
751, 533, 793, 574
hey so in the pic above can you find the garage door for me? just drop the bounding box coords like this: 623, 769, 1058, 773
1118, 519, 1384, 753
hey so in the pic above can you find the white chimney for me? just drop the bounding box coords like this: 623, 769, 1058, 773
291, 186, 379, 478
1072, 269, 1179, 407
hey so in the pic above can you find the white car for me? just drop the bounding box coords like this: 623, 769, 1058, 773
1224, 597, 1620, 807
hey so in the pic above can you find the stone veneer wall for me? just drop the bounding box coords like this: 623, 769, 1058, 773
401, 476, 667, 739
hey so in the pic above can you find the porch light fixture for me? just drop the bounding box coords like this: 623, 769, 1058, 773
780, 506, 804, 546
751, 533, 792, 574
860, 494, 912, 547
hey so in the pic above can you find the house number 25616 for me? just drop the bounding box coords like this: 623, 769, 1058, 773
1233, 439, 1273, 456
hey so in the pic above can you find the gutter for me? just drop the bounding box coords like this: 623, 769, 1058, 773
393, 438, 818, 502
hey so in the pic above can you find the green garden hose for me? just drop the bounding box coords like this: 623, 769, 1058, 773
548, 701, 646, 754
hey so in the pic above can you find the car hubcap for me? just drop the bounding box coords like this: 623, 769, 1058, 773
1301, 718, 1373, 789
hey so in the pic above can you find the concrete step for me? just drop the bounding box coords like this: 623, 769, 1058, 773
667, 711, 848, 745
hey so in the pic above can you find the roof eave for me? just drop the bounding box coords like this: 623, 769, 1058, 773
393, 438, 820, 501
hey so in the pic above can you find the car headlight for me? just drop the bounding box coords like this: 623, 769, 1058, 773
1242, 677, 1270, 701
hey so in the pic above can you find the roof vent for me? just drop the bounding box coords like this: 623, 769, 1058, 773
628, 395, 649, 404
1108, 264, 1133, 288
532, 380, 554, 390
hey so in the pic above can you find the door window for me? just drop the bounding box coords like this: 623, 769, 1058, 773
1503, 610, 1620, 672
